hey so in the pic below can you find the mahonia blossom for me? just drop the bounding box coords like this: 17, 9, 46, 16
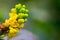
3, 4, 29, 39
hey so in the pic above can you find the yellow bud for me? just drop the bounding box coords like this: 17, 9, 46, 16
14, 29, 18, 33
24, 19, 28, 22
9, 18, 17, 23
19, 23, 24, 28
9, 18, 13, 22
22, 5, 26, 8
20, 8, 25, 12
11, 8, 16, 13
12, 23, 19, 28
4, 19, 10, 27
25, 9, 29, 13
9, 29, 14, 33
18, 19, 24, 23
8, 31, 17, 38
9, 20, 17, 27
9, 27, 13, 30
15, 4, 21, 9
24, 14, 28, 17
9, 13, 18, 19
9, 28, 18, 34
18, 13, 24, 18
11, 33, 17, 37
8, 33, 16, 38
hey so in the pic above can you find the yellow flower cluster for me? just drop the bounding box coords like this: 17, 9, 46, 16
4, 4, 29, 38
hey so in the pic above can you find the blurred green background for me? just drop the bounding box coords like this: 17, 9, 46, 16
0, 0, 60, 40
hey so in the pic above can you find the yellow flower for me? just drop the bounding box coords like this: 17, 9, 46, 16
8, 28, 18, 35
4, 19, 10, 27
9, 26, 19, 30
9, 13, 18, 19
12, 23, 19, 28
8, 32, 17, 38
9, 18, 14, 23
9, 18, 17, 22
9, 29, 14, 34
18, 19, 24, 23
12, 29, 18, 33
8, 27, 18, 38
8, 18, 16, 26
10, 22, 18, 27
